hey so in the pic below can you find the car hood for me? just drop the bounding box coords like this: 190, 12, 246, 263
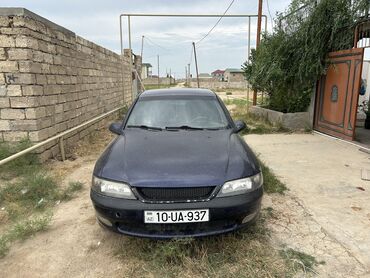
94, 129, 259, 187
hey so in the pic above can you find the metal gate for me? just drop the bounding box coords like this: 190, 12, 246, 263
314, 48, 364, 140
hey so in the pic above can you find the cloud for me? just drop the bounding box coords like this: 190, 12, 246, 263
1, 0, 290, 77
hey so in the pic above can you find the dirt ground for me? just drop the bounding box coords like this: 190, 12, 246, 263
247, 133, 370, 277
0, 109, 368, 277
0, 132, 367, 277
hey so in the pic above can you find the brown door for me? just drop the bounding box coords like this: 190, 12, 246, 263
314, 48, 364, 140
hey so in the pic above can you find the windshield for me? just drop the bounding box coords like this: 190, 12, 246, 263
126, 96, 230, 130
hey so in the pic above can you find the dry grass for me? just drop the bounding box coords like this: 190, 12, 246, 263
115, 212, 300, 278
71, 128, 115, 157
227, 99, 290, 135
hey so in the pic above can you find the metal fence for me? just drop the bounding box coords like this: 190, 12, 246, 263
0, 107, 123, 167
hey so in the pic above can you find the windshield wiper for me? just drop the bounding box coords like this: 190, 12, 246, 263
165, 125, 205, 131
126, 125, 162, 131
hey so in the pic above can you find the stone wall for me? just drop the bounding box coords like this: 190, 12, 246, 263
0, 8, 137, 158
188, 80, 249, 90
249, 106, 312, 130
142, 77, 175, 86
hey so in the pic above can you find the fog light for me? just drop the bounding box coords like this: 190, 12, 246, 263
242, 211, 258, 224
96, 214, 112, 227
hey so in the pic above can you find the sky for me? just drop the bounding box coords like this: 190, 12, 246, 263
0, 0, 291, 78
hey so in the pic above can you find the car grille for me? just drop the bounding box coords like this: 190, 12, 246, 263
136, 186, 215, 202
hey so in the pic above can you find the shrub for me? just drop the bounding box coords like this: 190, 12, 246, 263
243, 0, 368, 113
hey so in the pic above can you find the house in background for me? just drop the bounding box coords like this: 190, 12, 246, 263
211, 69, 225, 81
224, 68, 245, 82
198, 73, 212, 79
141, 63, 152, 79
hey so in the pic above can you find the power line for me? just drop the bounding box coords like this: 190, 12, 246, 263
266, 0, 274, 31
144, 36, 169, 51
196, 0, 236, 45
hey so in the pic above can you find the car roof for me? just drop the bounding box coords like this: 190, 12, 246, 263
139, 88, 216, 98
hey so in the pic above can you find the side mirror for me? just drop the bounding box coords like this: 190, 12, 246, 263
109, 122, 122, 135
234, 120, 246, 133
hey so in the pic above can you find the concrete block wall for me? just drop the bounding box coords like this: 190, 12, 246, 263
249, 106, 311, 130
188, 80, 249, 90
142, 77, 176, 86
0, 8, 136, 158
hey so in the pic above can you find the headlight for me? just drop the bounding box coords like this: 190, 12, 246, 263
92, 176, 136, 199
217, 172, 263, 197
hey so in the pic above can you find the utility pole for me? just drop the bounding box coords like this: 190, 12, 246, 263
192, 42, 200, 88
253, 0, 263, 106
247, 16, 251, 108
169, 68, 171, 85
185, 66, 187, 85
157, 55, 160, 88
188, 63, 190, 80
140, 35, 144, 59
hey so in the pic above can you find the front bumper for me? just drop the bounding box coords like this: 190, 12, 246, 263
90, 187, 263, 238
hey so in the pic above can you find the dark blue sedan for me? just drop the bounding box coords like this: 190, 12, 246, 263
90, 88, 263, 238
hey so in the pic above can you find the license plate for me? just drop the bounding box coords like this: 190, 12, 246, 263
144, 209, 209, 223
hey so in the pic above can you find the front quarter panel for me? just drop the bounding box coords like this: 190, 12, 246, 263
226, 133, 260, 180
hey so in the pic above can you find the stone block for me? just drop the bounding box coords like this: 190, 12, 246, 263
25, 107, 46, 119
6, 85, 22, 96
19, 61, 43, 73
1, 108, 25, 119
3, 131, 28, 141
22, 85, 44, 96
0, 61, 18, 72
0, 48, 5, 60
7, 48, 33, 60
5, 73, 36, 84
29, 126, 55, 141
0, 120, 11, 131
10, 97, 39, 108
0, 17, 10, 27
0, 97, 9, 108
15, 36, 39, 49
36, 74, 47, 85
10, 119, 40, 131
0, 35, 15, 47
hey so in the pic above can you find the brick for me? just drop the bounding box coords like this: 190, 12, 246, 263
1, 108, 25, 119
0, 97, 9, 108
7, 48, 33, 60
5, 73, 36, 84
0, 61, 18, 72
10, 119, 40, 131
39, 95, 57, 106
44, 84, 62, 95
13, 16, 47, 34
10, 97, 39, 108
0, 35, 15, 47
0, 17, 10, 27
22, 85, 43, 96
55, 104, 63, 113
3, 131, 28, 141
0, 120, 11, 131
0, 85, 5, 96
0, 74, 5, 85
35, 74, 47, 85
25, 107, 46, 119
29, 127, 55, 141
19, 61, 42, 73
15, 36, 39, 49
0, 48, 5, 60
7, 85, 22, 96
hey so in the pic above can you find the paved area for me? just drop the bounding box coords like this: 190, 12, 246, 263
246, 133, 370, 276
